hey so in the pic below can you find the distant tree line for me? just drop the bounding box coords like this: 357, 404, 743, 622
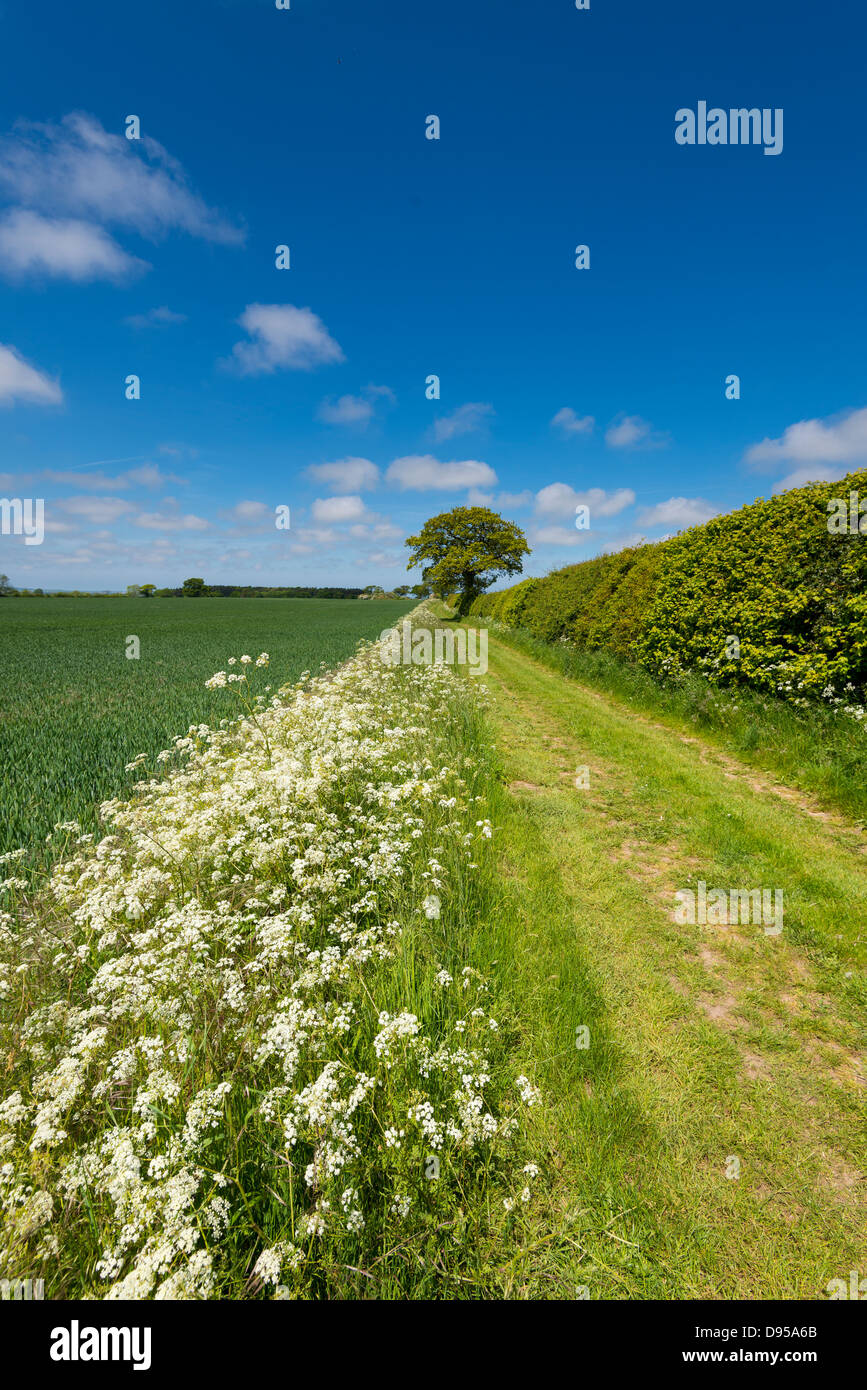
0, 575, 428, 600
156, 580, 369, 599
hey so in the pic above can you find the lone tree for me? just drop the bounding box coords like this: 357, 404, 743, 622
182, 577, 207, 597
405, 506, 529, 616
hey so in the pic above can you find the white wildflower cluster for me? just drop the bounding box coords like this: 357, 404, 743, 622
0, 634, 539, 1298
693, 651, 867, 727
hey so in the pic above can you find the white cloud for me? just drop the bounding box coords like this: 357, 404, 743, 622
307, 457, 379, 493
43, 463, 183, 490
636, 497, 718, 528
228, 500, 270, 521
45, 469, 127, 491
134, 511, 208, 532
535, 482, 635, 518
311, 494, 366, 523
551, 407, 594, 436
0, 343, 62, 406
745, 407, 867, 470
315, 385, 394, 428
290, 525, 338, 553
0, 209, 148, 282
225, 304, 344, 375
466, 488, 539, 512
597, 531, 652, 555
530, 524, 590, 547
771, 466, 840, 493
433, 402, 495, 441
385, 455, 497, 491
157, 442, 199, 459
349, 516, 403, 540
57, 496, 133, 524
126, 464, 184, 488
365, 383, 396, 404
316, 394, 374, 426
496, 490, 533, 509
0, 112, 243, 245
605, 415, 665, 449
124, 305, 187, 328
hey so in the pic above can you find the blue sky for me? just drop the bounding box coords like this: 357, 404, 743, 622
0, 0, 865, 590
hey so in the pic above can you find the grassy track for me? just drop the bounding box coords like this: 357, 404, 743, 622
482, 624, 867, 825
475, 628, 866, 1299
0, 596, 413, 858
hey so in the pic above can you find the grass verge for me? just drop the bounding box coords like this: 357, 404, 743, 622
0, 633, 541, 1299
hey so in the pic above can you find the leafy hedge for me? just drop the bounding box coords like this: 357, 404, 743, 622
470, 471, 867, 713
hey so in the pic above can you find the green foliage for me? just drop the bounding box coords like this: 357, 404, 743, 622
471, 472, 867, 714
406, 506, 529, 616
469, 578, 540, 624
636, 472, 867, 704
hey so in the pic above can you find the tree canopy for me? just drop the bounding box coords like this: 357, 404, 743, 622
405, 506, 530, 615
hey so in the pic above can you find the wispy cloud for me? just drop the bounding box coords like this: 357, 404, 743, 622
316, 383, 395, 427
0, 343, 62, 406
43, 463, 184, 490
134, 511, 208, 532
0, 112, 243, 245
551, 407, 594, 436
157, 442, 199, 460
349, 518, 402, 540
605, 414, 667, 450
0, 209, 148, 282
362, 551, 401, 568
219, 499, 273, 533
124, 306, 187, 329
365, 384, 396, 404
229, 500, 270, 521
316, 395, 374, 426
467, 487, 535, 509
433, 402, 495, 442
57, 496, 133, 524
224, 304, 345, 375
529, 524, 591, 547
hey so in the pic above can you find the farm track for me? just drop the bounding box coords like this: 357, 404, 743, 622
480, 633, 867, 1299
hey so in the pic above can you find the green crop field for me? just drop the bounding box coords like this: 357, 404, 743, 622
0, 596, 414, 858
